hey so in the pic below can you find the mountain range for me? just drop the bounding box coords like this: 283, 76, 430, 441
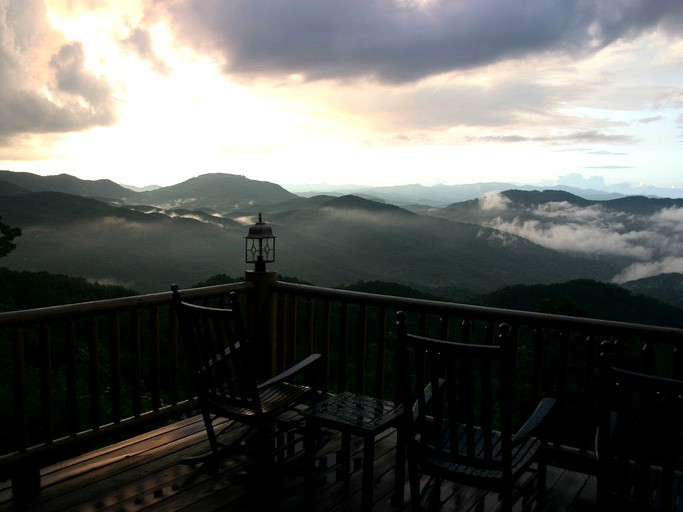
1, 170, 681, 306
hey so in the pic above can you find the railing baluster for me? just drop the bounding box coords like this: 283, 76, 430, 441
580, 334, 598, 454
275, 292, 286, 375
286, 294, 297, 370
39, 324, 53, 443
375, 308, 387, 400
642, 341, 655, 374
65, 320, 77, 437
356, 304, 368, 395
150, 307, 161, 411
673, 343, 683, 380
12, 328, 28, 451
321, 300, 331, 394
439, 315, 449, 341
169, 305, 181, 405
304, 297, 314, 356
555, 329, 570, 447
531, 328, 544, 407
89, 317, 101, 430
461, 318, 471, 343
131, 310, 142, 418
338, 302, 349, 392
110, 313, 122, 423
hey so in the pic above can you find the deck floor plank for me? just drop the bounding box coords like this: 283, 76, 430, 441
0, 415, 596, 512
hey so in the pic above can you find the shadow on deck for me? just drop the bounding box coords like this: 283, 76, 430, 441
0, 414, 597, 512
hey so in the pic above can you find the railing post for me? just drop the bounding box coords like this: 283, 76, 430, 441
245, 270, 278, 378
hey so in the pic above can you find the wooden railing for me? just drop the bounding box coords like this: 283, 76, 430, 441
1, 276, 682, 499
270, 281, 683, 472
0, 281, 253, 499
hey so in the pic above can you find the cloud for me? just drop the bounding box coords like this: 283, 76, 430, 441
614, 256, 683, 283
480, 195, 683, 281
121, 28, 171, 75
469, 130, 638, 146
479, 191, 510, 211
0, 0, 117, 142
160, 0, 683, 83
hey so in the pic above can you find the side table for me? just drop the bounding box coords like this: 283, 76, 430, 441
303, 391, 405, 511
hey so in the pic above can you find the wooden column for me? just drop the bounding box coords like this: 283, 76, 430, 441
245, 269, 278, 379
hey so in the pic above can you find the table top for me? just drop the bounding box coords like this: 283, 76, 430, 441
303, 391, 403, 436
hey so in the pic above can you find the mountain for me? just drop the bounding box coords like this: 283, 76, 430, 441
266, 195, 619, 296
0, 188, 619, 295
0, 170, 138, 201
1, 170, 680, 301
621, 273, 683, 309
473, 279, 683, 328
132, 173, 298, 211
285, 182, 630, 206
436, 189, 683, 224
1, 190, 247, 292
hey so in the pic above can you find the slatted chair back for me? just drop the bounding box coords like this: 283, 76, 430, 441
397, 312, 555, 511
597, 341, 683, 511
173, 290, 263, 416
397, 314, 517, 476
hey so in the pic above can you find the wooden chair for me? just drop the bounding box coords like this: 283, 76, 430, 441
171, 284, 323, 469
396, 312, 556, 511
596, 340, 683, 511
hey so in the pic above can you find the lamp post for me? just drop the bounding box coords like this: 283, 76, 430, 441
245, 213, 276, 272
244, 213, 277, 378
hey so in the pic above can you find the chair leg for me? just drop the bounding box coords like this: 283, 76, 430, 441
304, 421, 319, 505
500, 486, 512, 512
407, 445, 421, 512
202, 410, 221, 454
537, 456, 547, 510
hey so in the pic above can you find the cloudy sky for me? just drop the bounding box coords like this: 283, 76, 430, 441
1, 0, 682, 189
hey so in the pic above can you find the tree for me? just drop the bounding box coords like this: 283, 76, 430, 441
0, 216, 21, 257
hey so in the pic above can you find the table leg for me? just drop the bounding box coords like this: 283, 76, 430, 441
362, 436, 375, 512
304, 421, 318, 504
339, 431, 351, 480
392, 420, 406, 504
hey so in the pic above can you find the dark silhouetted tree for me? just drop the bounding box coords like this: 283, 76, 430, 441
0, 216, 21, 257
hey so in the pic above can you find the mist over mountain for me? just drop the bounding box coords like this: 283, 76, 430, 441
1, 170, 681, 302
432, 189, 683, 284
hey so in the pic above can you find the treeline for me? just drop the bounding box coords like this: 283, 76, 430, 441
0, 267, 138, 312
2, 269, 683, 329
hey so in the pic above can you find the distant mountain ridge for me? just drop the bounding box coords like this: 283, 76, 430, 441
1, 170, 681, 300
133, 173, 297, 210
0, 170, 138, 201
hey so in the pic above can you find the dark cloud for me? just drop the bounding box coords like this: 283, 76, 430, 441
50, 42, 114, 107
162, 0, 683, 83
0, 0, 117, 141
121, 28, 171, 75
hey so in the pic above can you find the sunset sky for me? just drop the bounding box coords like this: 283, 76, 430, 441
1, 0, 681, 190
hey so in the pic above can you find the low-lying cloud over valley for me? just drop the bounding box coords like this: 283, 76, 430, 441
477, 192, 683, 283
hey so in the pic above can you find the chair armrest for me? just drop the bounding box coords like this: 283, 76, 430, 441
257, 353, 322, 390
512, 397, 557, 446
411, 378, 446, 422
594, 410, 618, 461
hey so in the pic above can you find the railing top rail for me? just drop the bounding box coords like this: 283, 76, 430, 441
272, 281, 683, 341
0, 281, 254, 326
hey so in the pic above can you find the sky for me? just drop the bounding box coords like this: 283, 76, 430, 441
0, 0, 682, 191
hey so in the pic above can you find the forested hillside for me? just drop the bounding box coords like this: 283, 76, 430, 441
0, 268, 138, 312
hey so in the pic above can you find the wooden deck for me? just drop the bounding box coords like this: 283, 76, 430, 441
0, 414, 598, 512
